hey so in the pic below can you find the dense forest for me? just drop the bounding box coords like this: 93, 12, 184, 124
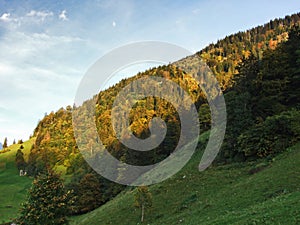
198, 12, 300, 90
18, 13, 300, 216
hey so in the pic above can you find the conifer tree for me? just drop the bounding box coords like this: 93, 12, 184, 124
15, 149, 26, 171
77, 173, 103, 213
3, 137, 7, 148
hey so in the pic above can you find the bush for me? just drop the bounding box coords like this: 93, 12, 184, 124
237, 109, 300, 158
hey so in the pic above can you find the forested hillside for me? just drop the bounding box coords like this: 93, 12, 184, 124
70, 23, 300, 224
21, 13, 300, 216
198, 13, 300, 90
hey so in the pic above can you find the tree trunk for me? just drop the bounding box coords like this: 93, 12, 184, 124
141, 204, 145, 223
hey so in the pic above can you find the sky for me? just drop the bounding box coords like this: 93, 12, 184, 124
0, 0, 299, 145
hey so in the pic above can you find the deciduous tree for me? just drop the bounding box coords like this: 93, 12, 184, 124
18, 169, 72, 225
134, 186, 152, 223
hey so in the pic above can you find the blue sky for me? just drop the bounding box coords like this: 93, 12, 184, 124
0, 0, 299, 145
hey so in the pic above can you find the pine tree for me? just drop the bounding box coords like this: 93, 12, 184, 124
3, 137, 8, 148
18, 169, 72, 225
15, 149, 26, 171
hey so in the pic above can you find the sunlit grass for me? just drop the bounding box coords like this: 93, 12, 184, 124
0, 139, 34, 223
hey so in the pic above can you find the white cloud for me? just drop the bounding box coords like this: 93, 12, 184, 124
112, 21, 116, 27
0, 13, 11, 22
59, 10, 68, 21
0, 10, 54, 29
26, 10, 54, 21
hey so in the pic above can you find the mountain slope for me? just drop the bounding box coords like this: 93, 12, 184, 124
17, 12, 300, 216
28, 12, 300, 176
69, 22, 300, 223
70, 139, 300, 225
5, 12, 300, 221
27, 12, 300, 175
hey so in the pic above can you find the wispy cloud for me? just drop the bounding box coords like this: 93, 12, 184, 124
26, 10, 54, 21
0, 24, 85, 142
0, 9, 63, 28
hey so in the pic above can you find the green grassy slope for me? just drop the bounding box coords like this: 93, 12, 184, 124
0, 139, 34, 223
70, 138, 300, 225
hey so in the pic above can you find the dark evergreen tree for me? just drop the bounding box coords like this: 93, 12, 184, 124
15, 149, 26, 171
76, 173, 104, 214
3, 137, 8, 149
221, 25, 300, 160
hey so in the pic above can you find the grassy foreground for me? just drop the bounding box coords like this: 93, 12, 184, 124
71, 139, 300, 225
0, 136, 299, 224
0, 139, 34, 223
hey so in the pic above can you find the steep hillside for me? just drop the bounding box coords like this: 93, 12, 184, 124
28, 12, 300, 177
27, 12, 300, 171
17, 12, 300, 217
70, 139, 300, 225
0, 139, 35, 223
